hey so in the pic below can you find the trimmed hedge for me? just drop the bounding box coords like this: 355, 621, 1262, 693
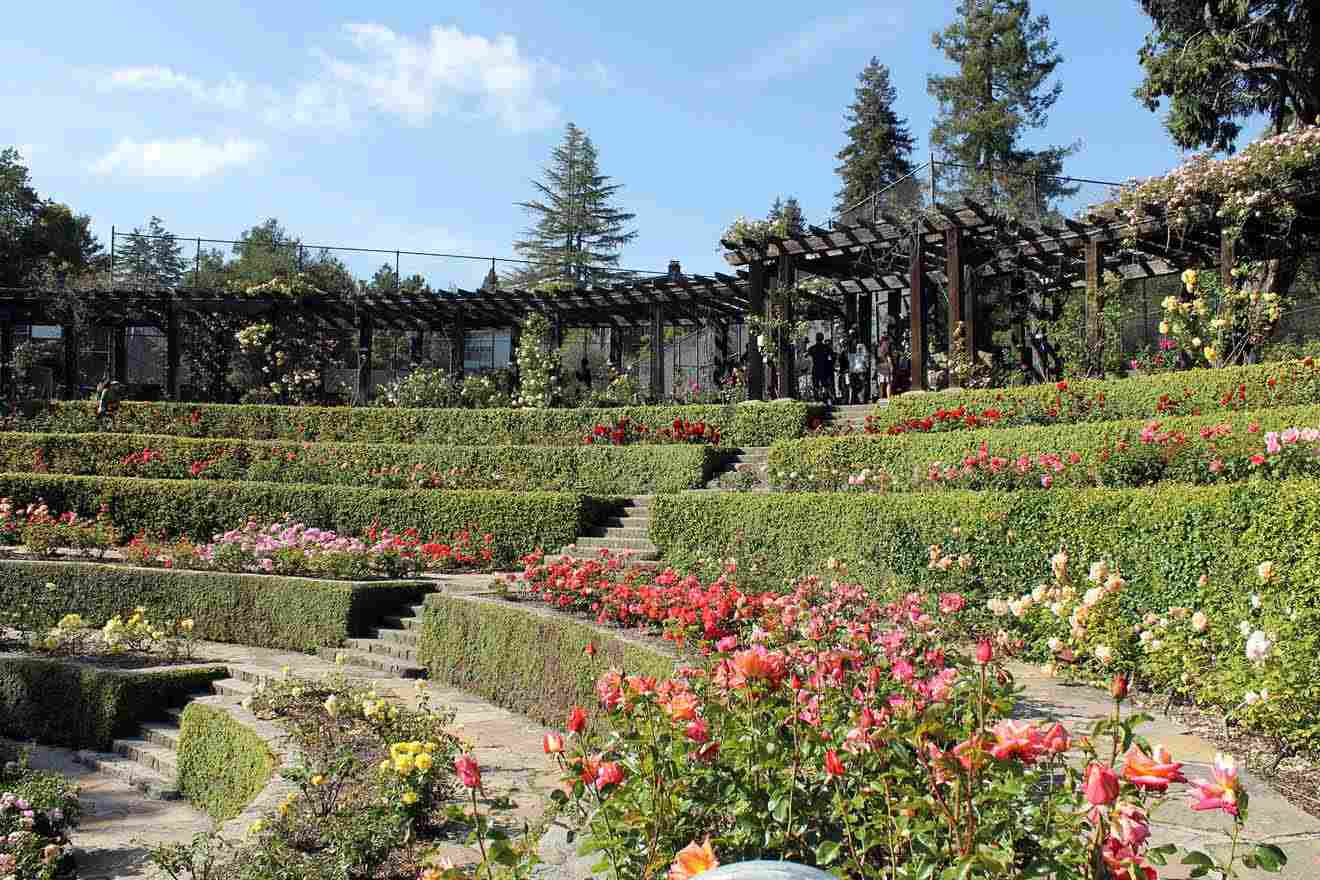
28, 399, 819, 448
770, 403, 1320, 487
0, 473, 587, 566
177, 703, 276, 821
0, 657, 225, 749
0, 560, 430, 651
0, 432, 721, 495
872, 360, 1320, 432
417, 593, 676, 727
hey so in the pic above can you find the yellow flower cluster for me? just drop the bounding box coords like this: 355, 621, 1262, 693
276, 790, 298, 817
382, 740, 439, 776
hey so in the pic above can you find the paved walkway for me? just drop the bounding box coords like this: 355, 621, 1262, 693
1013, 663, 1320, 879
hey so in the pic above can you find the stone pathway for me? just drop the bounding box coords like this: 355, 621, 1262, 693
1013, 663, 1320, 879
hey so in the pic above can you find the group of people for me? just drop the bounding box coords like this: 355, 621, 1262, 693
805, 330, 894, 405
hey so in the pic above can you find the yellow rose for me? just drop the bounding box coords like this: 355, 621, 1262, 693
1181, 269, 1198, 290
394, 755, 414, 774
401, 791, 419, 806
414, 752, 433, 771
1203, 346, 1217, 363
310, 774, 325, 786
1158, 321, 1170, 335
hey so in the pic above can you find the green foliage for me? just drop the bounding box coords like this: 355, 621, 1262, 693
0, 431, 719, 494
0, 658, 224, 749
416, 594, 676, 727
873, 359, 1320, 432
28, 398, 819, 447
834, 59, 916, 215
514, 312, 559, 408
0, 560, 429, 651
177, 703, 276, 821
375, 367, 459, 409
0, 473, 586, 566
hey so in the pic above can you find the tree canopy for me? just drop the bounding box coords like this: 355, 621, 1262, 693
1135, 0, 1320, 152
834, 59, 916, 216
0, 147, 101, 288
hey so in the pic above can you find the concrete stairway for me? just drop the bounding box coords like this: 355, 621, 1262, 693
319, 603, 428, 679
559, 496, 659, 561
822, 403, 876, 432
703, 447, 771, 491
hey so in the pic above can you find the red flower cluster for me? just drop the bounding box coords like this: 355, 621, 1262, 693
582, 416, 721, 446
885, 406, 1005, 435
120, 447, 163, 468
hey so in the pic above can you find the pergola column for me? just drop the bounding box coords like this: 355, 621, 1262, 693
945, 227, 965, 363
746, 259, 765, 400
165, 307, 180, 399
113, 326, 128, 384
449, 319, 466, 376
62, 324, 79, 398
1085, 239, 1107, 377
776, 254, 796, 400
608, 327, 623, 371
357, 315, 373, 402
649, 303, 664, 400
0, 320, 13, 398
858, 290, 872, 395
909, 232, 927, 391
1220, 234, 1236, 285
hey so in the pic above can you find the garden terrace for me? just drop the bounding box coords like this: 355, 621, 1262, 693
721, 193, 1319, 393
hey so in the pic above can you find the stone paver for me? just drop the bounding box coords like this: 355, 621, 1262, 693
1013, 663, 1320, 879
15, 743, 213, 880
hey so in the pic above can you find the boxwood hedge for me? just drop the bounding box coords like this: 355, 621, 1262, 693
28, 399, 818, 447
417, 593, 676, 727
0, 432, 721, 495
872, 360, 1320, 432
0, 560, 430, 651
770, 403, 1320, 488
177, 703, 276, 820
0, 473, 587, 565
0, 657, 225, 749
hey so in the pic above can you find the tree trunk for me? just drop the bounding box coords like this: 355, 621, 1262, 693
1238, 254, 1301, 364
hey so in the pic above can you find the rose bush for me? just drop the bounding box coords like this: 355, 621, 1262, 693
0, 751, 80, 880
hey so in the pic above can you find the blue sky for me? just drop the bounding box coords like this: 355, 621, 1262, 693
2, 1, 1195, 290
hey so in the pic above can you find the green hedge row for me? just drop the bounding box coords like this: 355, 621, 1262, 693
0, 560, 430, 651
0, 473, 587, 566
872, 360, 1320, 431
177, 703, 276, 821
0, 432, 721, 495
0, 658, 225, 749
28, 399, 819, 447
417, 594, 676, 728
770, 403, 1320, 487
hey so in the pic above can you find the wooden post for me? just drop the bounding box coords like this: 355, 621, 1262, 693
165, 307, 180, 399
945, 228, 964, 363
858, 290, 872, 398
777, 254, 796, 400
1085, 239, 1106, 377
449, 320, 466, 376
113, 326, 128, 384
0, 320, 12, 398
608, 327, 623, 371
909, 232, 927, 391
965, 271, 978, 364
357, 316, 373, 403
62, 325, 78, 398
844, 290, 859, 333
746, 259, 765, 400
1220, 234, 1236, 286
649, 303, 664, 401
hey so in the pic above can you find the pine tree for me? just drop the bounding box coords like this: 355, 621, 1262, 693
834, 60, 916, 217
514, 123, 637, 287
927, 0, 1077, 216
116, 217, 185, 289
768, 196, 806, 236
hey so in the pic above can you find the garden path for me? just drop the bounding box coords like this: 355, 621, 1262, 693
1012, 663, 1320, 879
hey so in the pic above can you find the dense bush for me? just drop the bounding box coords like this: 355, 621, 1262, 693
769, 404, 1320, 491
0, 432, 720, 495
177, 703, 277, 821
0, 658, 225, 749
0, 561, 430, 651
416, 592, 676, 727
0, 752, 81, 880
23, 399, 819, 447
872, 359, 1320, 434
0, 473, 586, 566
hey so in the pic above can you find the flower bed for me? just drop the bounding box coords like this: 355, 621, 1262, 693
581, 415, 722, 446
535, 575, 1287, 877
0, 432, 720, 495
870, 359, 1320, 434
0, 474, 587, 567
768, 404, 1320, 492
0, 749, 81, 880
18, 399, 820, 447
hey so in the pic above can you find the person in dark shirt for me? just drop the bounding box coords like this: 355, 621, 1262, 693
806, 333, 835, 403
573, 356, 592, 391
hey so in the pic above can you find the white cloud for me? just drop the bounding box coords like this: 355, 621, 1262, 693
90, 137, 265, 179
725, 11, 899, 84
99, 65, 249, 110
319, 22, 559, 132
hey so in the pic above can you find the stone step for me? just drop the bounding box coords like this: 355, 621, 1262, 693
344, 637, 419, 663
620, 498, 652, 510
373, 627, 420, 646
600, 515, 650, 529
113, 737, 179, 778
558, 546, 660, 562
584, 526, 649, 540
318, 647, 426, 679
573, 536, 657, 551
211, 677, 255, 699
381, 614, 423, 631
139, 721, 181, 751
75, 750, 180, 800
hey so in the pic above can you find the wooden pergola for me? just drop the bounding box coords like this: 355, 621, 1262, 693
721, 198, 1241, 393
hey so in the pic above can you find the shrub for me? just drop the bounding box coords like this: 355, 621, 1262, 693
872, 359, 1320, 434
177, 703, 277, 821
0, 473, 586, 566
0, 755, 81, 880
21, 399, 820, 447
768, 403, 1320, 491
0, 658, 225, 749
416, 592, 676, 727
0, 432, 719, 495
0, 561, 430, 651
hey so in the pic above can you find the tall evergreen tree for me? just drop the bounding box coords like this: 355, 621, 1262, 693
834, 60, 916, 217
768, 196, 806, 236
927, 1, 1077, 216
514, 123, 637, 287
116, 216, 185, 289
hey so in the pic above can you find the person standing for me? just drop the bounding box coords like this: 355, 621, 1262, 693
574, 356, 593, 393
874, 334, 894, 401
849, 339, 870, 405
807, 333, 835, 403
